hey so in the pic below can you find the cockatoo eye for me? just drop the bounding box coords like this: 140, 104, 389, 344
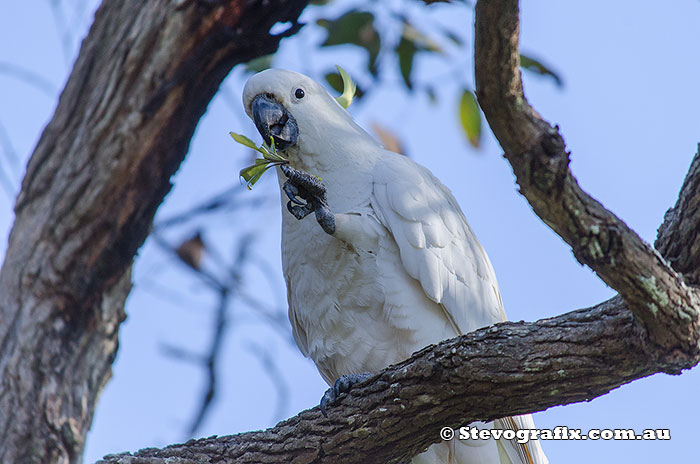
294, 88, 305, 99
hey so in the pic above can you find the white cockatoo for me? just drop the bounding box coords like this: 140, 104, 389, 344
242, 69, 548, 464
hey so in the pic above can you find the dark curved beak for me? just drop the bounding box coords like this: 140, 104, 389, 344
251, 94, 298, 150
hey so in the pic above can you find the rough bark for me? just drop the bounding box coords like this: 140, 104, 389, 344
0, 1, 307, 463
656, 146, 700, 284
2, 0, 699, 464
473, 0, 700, 354
96, 297, 689, 464
95, 1, 700, 463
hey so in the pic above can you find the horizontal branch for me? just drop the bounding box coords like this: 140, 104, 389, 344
99, 295, 694, 464
473, 0, 700, 353
97, 1, 700, 463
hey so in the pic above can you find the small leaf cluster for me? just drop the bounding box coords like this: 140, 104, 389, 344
231, 133, 288, 189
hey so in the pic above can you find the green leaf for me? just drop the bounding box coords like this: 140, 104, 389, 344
396, 36, 418, 90
230, 131, 261, 151
325, 72, 343, 93
231, 132, 288, 189
395, 23, 443, 91
334, 65, 357, 108
459, 89, 482, 148
240, 162, 268, 186
317, 10, 381, 76
519, 53, 563, 87
245, 54, 273, 74
239, 159, 283, 189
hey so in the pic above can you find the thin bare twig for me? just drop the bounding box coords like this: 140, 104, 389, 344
244, 342, 290, 422
186, 287, 231, 436
48, 0, 73, 65
0, 62, 56, 97
0, 119, 18, 198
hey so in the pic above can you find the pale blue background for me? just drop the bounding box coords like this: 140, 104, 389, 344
0, 1, 698, 463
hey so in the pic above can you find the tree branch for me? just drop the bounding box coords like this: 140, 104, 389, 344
473, 0, 700, 353
97, 296, 691, 464
0, 1, 308, 463
95, 1, 700, 463
656, 146, 700, 285
3, 0, 694, 462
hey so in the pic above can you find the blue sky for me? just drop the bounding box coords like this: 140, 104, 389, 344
1, 1, 699, 463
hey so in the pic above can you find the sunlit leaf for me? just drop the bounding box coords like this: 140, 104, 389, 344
520, 53, 563, 87
459, 89, 481, 148
231, 133, 288, 189
240, 163, 266, 182
317, 10, 381, 75
229, 131, 259, 151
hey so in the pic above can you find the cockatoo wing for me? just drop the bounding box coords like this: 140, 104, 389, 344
371, 152, 506, 333
371, 152, 547, 464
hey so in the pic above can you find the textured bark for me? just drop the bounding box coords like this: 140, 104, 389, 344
95, 1, 700, 463
97, 297, 688, 464
0, 1, 307, 463
2, 0, 699, 463
474, 0, 700, 353
656, 146, 700, 285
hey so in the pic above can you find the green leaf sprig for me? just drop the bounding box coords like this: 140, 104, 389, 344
231, 132, 289, 189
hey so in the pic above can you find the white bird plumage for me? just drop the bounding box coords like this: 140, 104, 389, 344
243, 69, 547, 464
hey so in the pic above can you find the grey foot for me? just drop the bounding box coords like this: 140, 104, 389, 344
320, 373, 373, 417
280, 164, 335, 235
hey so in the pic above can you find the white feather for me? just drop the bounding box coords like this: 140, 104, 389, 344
243, 69, 547, 464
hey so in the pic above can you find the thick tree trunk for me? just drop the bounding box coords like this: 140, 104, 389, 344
0, 1, 307, 463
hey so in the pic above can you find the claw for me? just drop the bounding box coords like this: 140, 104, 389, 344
283, 181, 306, 205
320, 373, 373, 417
287, 201, 314, 220
280, 164, 336, 235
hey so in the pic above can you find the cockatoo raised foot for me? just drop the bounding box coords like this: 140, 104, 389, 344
280, 164, 335, 235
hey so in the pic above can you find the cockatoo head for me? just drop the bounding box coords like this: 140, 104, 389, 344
242, 69, 366, 156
